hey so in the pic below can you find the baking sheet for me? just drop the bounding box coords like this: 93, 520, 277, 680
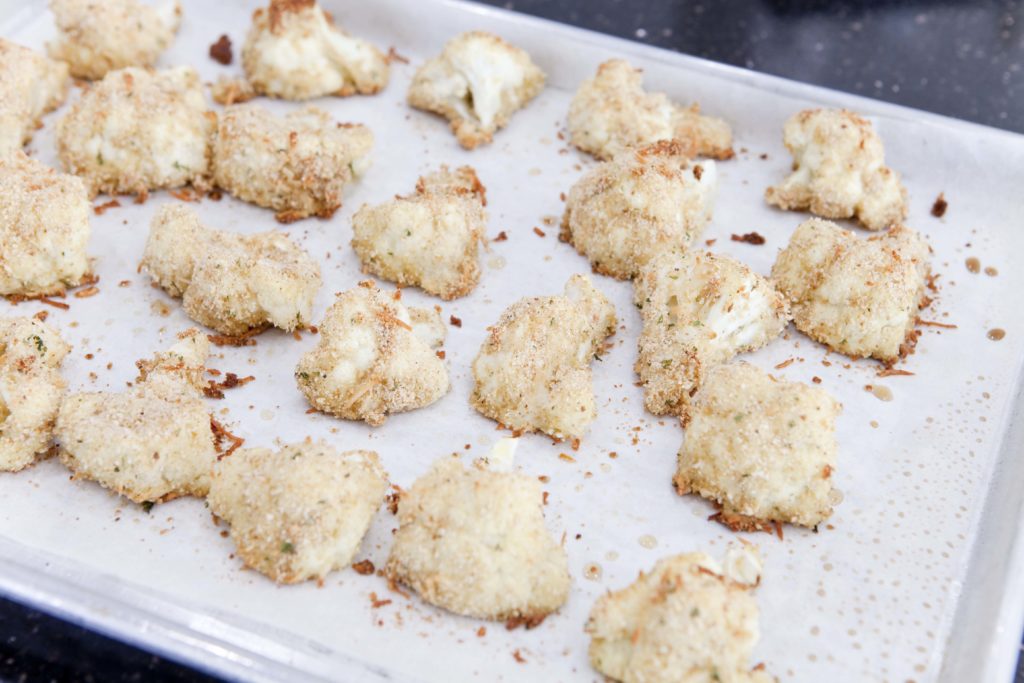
2, 1, 1024, 681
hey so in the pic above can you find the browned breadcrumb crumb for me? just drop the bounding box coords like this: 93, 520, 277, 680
33, 310, 49, 322
210, 417, 244, 459
436, 350, 446, 360
506, 614, 547, 630
93, 199, 121, 215
449, 315, 462, 328
352, 559, 375, 575
385, 47, 409, 64
476, 626, 487, 637
203, 372, 255, 399
207, 328, 263, 347
512, 649, 526, 663
931, 193, 948, 218
533, 227, 546, 237
774, 358, 795, 370
730, 232, 766, 245
877, 367, 914, 377
369, 592, 392, 608
74, 286, 99, 298
209, 35, 232, 65
917, 318, 956, 329
494, 231, 508, 242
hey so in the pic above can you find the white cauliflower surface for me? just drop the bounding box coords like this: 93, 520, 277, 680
0, 38, 69, 155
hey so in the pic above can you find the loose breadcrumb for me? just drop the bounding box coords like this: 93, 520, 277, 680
586, 546, 773, 683
0, 152, 91, 297
211, 103, 372, 222
56, 329, 217, 504
408, 31, 545, 150
48, 0, 183, 80
56, 66, 215, 197
295, 282, 449, 426
208, 439, 388, 584
561, 140, 717, 279
386, 455, 569, 621
351, 166, 487, 299
771, 218, 931, 362
210, 76, 256, 106
567, 59, 733, 161
141, 204, 321, 335
0, 318, 71, 472
634, 249, 790, 420
241, 0, 389, 100
765, 109, 907, 231
675, 362, 842, 530
471, 274, 616, 440
0, 39, 69, 154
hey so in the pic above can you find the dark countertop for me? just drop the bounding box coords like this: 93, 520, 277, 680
2, 1, 1022, 682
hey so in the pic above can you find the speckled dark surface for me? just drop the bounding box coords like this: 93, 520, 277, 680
2, 1, 1022, 682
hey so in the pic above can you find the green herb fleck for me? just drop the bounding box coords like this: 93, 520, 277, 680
281, 541, 295, 554
141, 501, 154, 513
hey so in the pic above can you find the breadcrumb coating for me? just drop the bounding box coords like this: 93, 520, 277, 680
634, 249, 790, 420
586, 547, 773, 683
56, 66, 215, 197
208, 439, 387, 584
351, 166, 487, 299
765, 109, 907, 231
408, 31, 545, 150
0, 39, 69, 154
675, 362, 841, 531
56, 329, 216, 504
48, 0, 182, 80
241, 0, 389, 101
211, 103, 372, 222
561, 140, 717, 279
471, 274, 616, 440
0, 317, 71, 472
0, 152, 91, 297
386, 455, 570, 621
295, 282, 448, 426
771, 218, 930, 362
210, 76, 256, 106
567, 59, 733, 161
141, 204, 321, 335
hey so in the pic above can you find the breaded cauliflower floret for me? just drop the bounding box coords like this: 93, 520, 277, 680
567, 59, 733, 161
0, 39, 69, 154
241, 0, 389, 100
771, 219, 930, 362
0, 152, 91, 297
295, 282, 448, 426
635, 250, 790, 420
211, 104, 372, 223
208, 439, 387, 584
386, 453, 570, 622
141, 204, 321, 336
561, 140, 716, 279
351, 166, 487, 299
765, 109, 907, 231
56, 329, 216, 504
48, 0, 182, 80
471, 274, 616, 440
0, 317, 71, 472
56, 66, 214, 197
675, 362, 841, 531
586, 546, 772, 683
408, 31, 545, 150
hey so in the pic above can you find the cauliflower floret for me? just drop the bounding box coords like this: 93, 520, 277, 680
141, 204, 321, 336
635, 250, 790, 420
675, 362, 841, 531
586, 547, 773, 683
471, 274, 616, 440
295, 282, 448, 426
211, 104, 372, 223
56, 66, 214, 198
408, 31, 545, 150
48, 0, 182, 80
567, 59, 733, 161
56, 329, 217, 504
0, 39, 69, 154
765, 109, 907, 231
0, 152, 91, 297
771, 219, 930, 362
240, 0, 389, 101
561, 140, 717, 279
386, 453, 569, 622
0, 317, 71, 472
351, 165, 487, 299
208, 439, 387, 584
